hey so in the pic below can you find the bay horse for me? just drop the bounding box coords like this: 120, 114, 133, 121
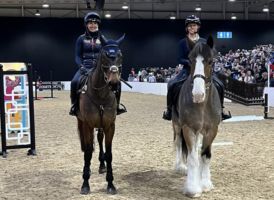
76, 34, 124, 195
172, 36, 222, 198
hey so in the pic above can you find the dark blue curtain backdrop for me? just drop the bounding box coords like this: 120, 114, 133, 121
0, 17, 273, 81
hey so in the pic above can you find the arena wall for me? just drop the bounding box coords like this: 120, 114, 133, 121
61, 81, 274, 106
0, 17, 274, 81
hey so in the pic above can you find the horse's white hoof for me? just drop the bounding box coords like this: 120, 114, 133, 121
183, 186, 202, 198
184, 191, 202, 198
175, 165, 187, 175
202, 182, 214, 193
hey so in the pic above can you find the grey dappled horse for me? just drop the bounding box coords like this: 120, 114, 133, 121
76, 35, 124, 195
172, 36, 222, 198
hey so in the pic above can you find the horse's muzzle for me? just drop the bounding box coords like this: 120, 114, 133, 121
192, 93, 205, 103
110, 65, 119, 73
108, 65, 120, 83
192, 76, 206, 103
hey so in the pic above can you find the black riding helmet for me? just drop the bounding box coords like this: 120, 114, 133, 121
185, 15, 201, 27
84, 11, 101, 25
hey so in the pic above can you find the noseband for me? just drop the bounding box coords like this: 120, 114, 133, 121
192, 73, 212, 89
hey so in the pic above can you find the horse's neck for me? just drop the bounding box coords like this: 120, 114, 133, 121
180, 77, 194, 103
88, 58, 110, 98
92, 63, 104, 85
183, 76, 193, 92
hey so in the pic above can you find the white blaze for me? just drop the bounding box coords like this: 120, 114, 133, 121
192, 55, 205, 103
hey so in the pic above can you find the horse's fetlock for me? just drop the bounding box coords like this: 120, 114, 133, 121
82, 173, 90, 180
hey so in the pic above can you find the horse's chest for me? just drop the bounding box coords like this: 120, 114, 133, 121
80, 96, 116, 127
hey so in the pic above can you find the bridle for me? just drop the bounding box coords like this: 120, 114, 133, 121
192, 73, 212, 89
92, 44, 121, 90
191, 58, 213, 90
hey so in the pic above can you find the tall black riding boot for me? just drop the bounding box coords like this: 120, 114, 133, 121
114, 82, 127, 115
69, 88, 78, 116
163, 88, 173, 121
213, 75, 232, 120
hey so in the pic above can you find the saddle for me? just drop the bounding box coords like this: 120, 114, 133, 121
77, 69, 94, 94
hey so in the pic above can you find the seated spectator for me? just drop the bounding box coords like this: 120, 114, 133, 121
238, 71, 246, 82
244, 69, 256, 83
128, 74, 134, 82
257, 71, 268, 86
148, 72, 156, 83
130, 68, 136, 76
156, 73, 164, 83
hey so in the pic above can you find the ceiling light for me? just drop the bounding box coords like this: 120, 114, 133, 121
231, 14, 237, 20
35, 10, 41, 16
228, 0, 236, 2
262, 5, 269, 12
42, 4, 49, 8
169, 16, 176, 20
122, 3, 128, 10
195, 4, 202, 11
105, 13, 111, 18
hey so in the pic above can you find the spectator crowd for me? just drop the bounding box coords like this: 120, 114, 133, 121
127, 44, 274, 87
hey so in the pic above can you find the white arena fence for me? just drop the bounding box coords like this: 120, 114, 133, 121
61, 81, 274, 107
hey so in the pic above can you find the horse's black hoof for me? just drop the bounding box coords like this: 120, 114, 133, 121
98, 166, 107, 174
107, 184, 117, 195
162, 110, 172, 121
80, 185, 90, 195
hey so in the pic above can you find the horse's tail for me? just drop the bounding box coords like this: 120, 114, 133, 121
77, 118, 94, 152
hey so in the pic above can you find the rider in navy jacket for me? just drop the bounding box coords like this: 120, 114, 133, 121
69, 12, 126, 116
162, 15, 231, 121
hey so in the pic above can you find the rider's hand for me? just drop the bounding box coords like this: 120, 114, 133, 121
80, 66, 88, 75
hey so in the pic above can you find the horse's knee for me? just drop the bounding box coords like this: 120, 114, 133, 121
83, 144, 93, 153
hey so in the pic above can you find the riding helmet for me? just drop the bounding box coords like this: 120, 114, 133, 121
84, 11, 101, 25
185, 15, 201, 27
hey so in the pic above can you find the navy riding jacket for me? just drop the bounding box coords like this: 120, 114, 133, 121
172, 36, 207, 83
75, 31, 102, 69
178, 36, 207, 72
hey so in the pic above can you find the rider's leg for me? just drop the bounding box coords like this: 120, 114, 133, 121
112, 81, 127, 115
213, 75, 231, 120
163, 69, 189, 121
163, 81, 174, 120
69, 70, 81, 116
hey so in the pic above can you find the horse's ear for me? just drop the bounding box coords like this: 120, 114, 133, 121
207, 35, 214, 49
116, 33, 125, 44
100, 34, 108, 46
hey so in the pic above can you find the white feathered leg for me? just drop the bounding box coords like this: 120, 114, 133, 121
183, 131, 202, 198
200, 155, 214, 192
175, 132, 187, 175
